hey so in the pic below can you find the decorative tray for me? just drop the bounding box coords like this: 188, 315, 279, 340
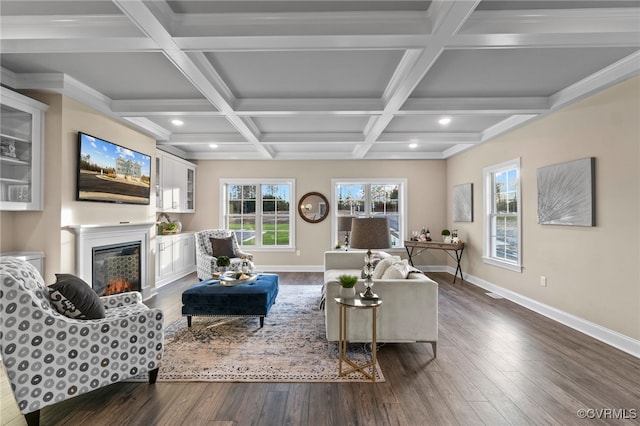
219, 272, 258, 286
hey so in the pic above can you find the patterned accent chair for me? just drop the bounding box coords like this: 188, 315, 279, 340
0, 257, 164, 426
194, 229, 254, 280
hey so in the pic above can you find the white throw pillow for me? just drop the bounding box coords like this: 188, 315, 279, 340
381, 259, 412, 279
372, 256, 401, 279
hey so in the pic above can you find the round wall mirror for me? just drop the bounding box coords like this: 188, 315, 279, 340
298, 192, 330, 223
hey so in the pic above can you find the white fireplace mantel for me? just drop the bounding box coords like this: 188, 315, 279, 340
68, 222, 155, 300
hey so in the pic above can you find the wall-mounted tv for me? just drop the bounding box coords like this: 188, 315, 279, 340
77, 132, 151, 205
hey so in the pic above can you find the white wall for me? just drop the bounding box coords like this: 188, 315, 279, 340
446, 76, 640, 341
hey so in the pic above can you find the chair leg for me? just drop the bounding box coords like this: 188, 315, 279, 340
430, 341, 437, 358
259, 316, 264, 328
24, 410, 40, 426
187, 315, 192, 327
149, 367, 159, 384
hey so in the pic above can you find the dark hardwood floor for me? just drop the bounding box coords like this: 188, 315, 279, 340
2, 272, 639, 425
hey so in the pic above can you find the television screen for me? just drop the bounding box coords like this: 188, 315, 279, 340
77, 132, 151, 205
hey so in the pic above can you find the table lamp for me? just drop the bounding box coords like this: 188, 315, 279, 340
337, 216, 355, 250
349, 217, 391, 299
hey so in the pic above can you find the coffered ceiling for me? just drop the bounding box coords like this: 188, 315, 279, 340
1, 1, 639, 160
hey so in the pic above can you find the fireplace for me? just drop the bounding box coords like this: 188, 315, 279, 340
92, 242, 142, 296
69, 222, 155, 300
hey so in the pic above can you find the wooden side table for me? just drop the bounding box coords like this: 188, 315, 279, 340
335, 297, 383, 382
404, 240, 465, 283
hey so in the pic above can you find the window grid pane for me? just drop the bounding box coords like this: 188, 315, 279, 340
224, 182, 292, 248
488, 164, 519, 265
334, 181, 404, 248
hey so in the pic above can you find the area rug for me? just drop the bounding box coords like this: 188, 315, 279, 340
142, 284, 384, 383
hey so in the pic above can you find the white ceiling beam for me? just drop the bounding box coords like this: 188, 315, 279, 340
113, 0, 273, 159
112, 99, 219, 115
357, 0, 481, 158
462, 8, 640, 35
449, 32, 640, 49
260, 133, 364, 144
377, 132, 480, 144
175, 35, 428, 52
235, 98, 384, 114
0, 38, 158, 54
400, 97, 549, 114
166, 134, 246, 144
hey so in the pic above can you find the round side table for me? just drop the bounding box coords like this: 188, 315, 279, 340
334, 297, 383, 382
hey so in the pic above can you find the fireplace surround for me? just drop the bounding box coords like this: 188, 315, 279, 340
69, 222, 155, 300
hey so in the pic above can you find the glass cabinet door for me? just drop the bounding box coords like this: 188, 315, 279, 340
186, 167, 195, 211
0, 88, 47, 211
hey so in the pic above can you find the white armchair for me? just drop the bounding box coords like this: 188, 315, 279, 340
0, 257, 164, 426
194, 229, 254, 280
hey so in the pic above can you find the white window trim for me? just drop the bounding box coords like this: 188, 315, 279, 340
331, 178, 407, 249
482, 158, 523, 273
219, 178, 296, 251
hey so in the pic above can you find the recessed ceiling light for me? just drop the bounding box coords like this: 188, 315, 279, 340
171, 119, 184, 126
209, 144, 219, 149
409, 143, 418, 149
439, 117, 451, 126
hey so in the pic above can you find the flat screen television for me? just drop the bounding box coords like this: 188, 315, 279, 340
77, 132, 151, 205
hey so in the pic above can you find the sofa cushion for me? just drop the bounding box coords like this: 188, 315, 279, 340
210, 236, 235, 258
49, 274, 106, 320
381, 259, 412, 279
372, 255, 401, 279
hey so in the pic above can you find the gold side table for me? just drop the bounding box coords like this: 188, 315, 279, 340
335, 297, 383, 382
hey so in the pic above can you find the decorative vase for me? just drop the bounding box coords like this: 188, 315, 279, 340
339, 286, 356, 299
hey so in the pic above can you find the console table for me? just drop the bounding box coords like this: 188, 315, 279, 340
404, 240, 465, 283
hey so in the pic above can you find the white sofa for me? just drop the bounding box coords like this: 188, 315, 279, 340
323, 251, 438, 356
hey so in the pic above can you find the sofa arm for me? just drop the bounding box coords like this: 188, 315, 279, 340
101, 291, 142, 308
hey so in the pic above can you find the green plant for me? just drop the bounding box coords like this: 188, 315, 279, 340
441, 229, 451, 236
164, 222, 178, 231
216, 256, 231, 267
338, 274, 358, 288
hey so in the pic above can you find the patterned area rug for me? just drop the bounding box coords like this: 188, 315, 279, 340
147, 284, 384, 382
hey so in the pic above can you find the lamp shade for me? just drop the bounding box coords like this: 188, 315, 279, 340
338, 216, 355, 232
349, 217, 391, 250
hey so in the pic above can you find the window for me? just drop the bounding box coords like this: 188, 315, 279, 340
483, 159, 522, 272
332, 179, 407, 248
221, 179, 294, 249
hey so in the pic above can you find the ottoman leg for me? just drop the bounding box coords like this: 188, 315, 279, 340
260, 316, 264, 328
187, 315, 192, 327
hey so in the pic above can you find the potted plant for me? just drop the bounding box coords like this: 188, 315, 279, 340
338, 274, 358, 298
162, 222, 179, 234
441, 229, 451, 243
216, 256, 231, 273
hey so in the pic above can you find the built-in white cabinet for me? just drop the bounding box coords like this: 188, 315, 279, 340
0, 87, 48, 211
156, 150, 196, 213
156, 233, 196, 287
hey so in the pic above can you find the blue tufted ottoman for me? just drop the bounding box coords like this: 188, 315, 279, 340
182, 274, 279, 328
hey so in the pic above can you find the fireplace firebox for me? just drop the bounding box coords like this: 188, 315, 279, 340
92, 241, 142, 296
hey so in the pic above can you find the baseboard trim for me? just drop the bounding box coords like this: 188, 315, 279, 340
445, 266, 640, 359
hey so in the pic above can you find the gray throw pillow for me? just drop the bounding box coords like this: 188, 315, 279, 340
49, 274, 106, 320
210, 236, 236, 258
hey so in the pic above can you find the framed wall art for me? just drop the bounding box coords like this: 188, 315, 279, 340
453, 183, 473, 222
537, 157, 595, 226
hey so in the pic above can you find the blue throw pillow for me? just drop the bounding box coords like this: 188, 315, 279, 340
49, 274, 106, 320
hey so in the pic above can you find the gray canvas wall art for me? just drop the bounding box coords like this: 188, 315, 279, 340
453, 183, 473, 222
537, 157, 595, 226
